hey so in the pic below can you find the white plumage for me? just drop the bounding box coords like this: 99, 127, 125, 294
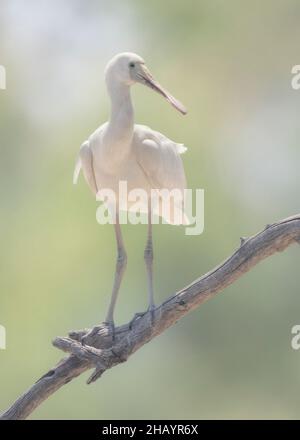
73, 52, 188, 332
74, 123, 188, 224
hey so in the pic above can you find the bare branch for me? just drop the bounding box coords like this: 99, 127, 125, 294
1, 214, 299, 420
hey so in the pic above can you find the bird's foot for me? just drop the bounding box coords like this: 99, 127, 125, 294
81, 325, 102, 346
129, 311, 147, 330
129, 305, 156, 330
81, 321, 115, 346
103, 320, 115, 341
148, 304, 155, 327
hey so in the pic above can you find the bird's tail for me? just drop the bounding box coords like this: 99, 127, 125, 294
176, 143, 188, 154
73, 156, 82, 185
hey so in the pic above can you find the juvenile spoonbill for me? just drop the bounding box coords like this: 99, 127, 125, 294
74, 52, 188, 335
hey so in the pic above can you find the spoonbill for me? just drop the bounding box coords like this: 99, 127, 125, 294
73, 52, 188, 334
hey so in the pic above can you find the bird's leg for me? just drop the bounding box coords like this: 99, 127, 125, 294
81, 214, 127, 345
104, 213, 127, 339
144, 204, 155, 325
129, 204, 155, 330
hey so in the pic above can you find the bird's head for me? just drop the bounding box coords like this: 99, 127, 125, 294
105, 52, 187, 115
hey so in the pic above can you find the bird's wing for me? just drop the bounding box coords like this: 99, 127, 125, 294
134, 125, 187, 192
134, 125, 189, 225
73, 141, 98, 195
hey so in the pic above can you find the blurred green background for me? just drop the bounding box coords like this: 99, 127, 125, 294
0, 0, 300, 419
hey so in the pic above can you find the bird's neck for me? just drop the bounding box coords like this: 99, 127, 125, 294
106, 81, 134, 152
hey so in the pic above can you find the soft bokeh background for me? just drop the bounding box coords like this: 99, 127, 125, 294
1, 0, 300, 419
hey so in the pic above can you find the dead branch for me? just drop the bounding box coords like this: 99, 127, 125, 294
1, 214, 299, 420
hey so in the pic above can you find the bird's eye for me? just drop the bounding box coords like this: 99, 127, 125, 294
129, 62, 135, 68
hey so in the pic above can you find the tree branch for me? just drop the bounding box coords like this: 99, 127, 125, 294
1, 214, 300, 420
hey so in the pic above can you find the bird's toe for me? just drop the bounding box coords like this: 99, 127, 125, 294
103, 320, 115, 341
129, 311, 147, 330
148, 305, 156, 326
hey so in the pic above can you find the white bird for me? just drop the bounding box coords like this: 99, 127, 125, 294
74, 52, 188, 335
